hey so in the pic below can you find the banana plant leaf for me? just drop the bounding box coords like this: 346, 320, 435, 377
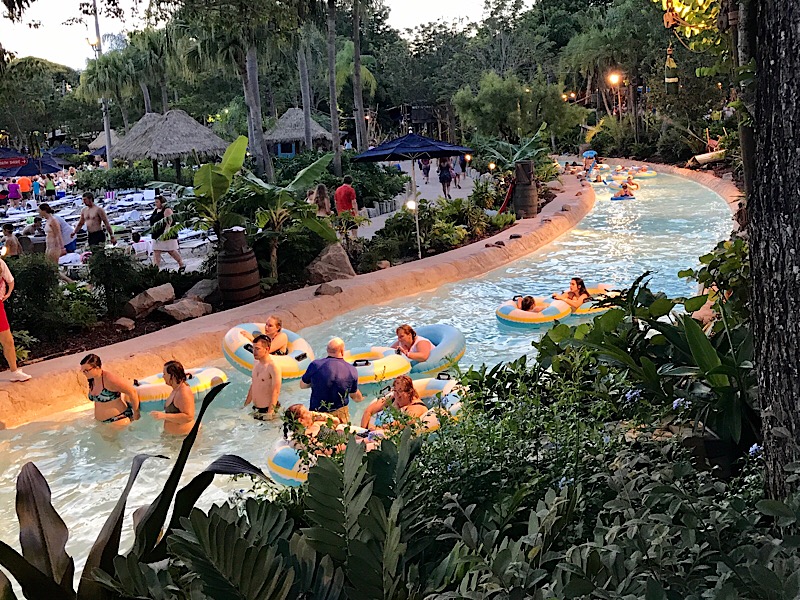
77, 454, 167, 600
15, 463, 74, 594
130, 382, 229, 562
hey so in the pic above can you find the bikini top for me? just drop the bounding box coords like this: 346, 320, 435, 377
88, 373, 122, 403
164, 401, 181, 414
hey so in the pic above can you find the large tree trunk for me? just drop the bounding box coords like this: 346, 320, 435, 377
115, 92, 130, 131
160, 74, 169, 114
298, 38, 313, 151
352, 0, 368, 152
752, 0, 800, 499
327, 0, 342, 176
245, 43, 275, 182
140, 81, 152, 113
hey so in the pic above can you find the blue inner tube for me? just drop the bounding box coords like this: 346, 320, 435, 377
402, 324, 466, 375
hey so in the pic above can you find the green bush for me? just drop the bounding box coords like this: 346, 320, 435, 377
74, 166, 178, 192
87, 249, 145, 316
5, 255, 102, 339
274, 151, 408, 208
656, 126, 702, 163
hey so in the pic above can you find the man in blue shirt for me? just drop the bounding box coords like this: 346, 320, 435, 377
300, 337, 362, 423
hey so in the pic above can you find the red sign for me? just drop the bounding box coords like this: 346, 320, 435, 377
0, 157, 28, 169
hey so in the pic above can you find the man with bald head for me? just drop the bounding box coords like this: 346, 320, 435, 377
300, 337, 362, 423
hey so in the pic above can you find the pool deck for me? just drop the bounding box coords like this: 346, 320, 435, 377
0, 162, 740, 429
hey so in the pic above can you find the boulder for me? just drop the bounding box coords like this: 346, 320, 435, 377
159, 298, 213, 322
376, 260, 391, 270
122, 283, 175, 319
114, 317, 135, 331
183, 278, 218, 302
561, 204, 573, 212
315, 283, 343, 296
307, 243, 356, 285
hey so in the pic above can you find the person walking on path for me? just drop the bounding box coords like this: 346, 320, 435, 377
149, 195, 185, 269
0, 257, 31, 381
452, 155, 463, 189
438, 158, 453, 199
73, 192, 116, 247
44, 174, 56, 200
7, 179, 21, 209
299, 337, 362, 423
334, 176, 358, 216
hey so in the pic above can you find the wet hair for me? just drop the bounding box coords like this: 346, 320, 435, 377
155, 195, 166, 207
267, 315, 282, 330
395, 324, 417, 340
82, 192, 94, 202
81, 353, 102, 368
33, 217, 41, 224
572, 277, 589, 298
392, 375, 419, 406
39, 203, 54, 214
284, 404, 307, 439
164, 360, 187, 384
2, 223, 13, 233
253, 334, 273, 348
315, 184, 329, 214
343, 175, 353, 185
132, 232, 141, 242
520, 296, 536, 311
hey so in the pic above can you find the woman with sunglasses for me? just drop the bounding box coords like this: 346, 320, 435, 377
79, 354, 140, 425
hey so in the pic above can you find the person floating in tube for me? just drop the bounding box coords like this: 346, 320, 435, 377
391, 324, 433, 363
553, 277, 591, 310
514, 295, 545, 313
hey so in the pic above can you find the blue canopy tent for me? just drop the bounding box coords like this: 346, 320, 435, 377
353, 133, 473, 259
352, 133, 473, 200
89, 146, 107, 156
44, 152, 73, 167
0, 156, 62, 177
0, 147, 24, 157
49, 144, 79, 156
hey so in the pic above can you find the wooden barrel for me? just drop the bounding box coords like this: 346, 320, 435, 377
217, 228, 261, 307
512, 160, 539, 219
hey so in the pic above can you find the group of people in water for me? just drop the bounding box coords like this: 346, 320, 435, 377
80, 314, 437, 447
514, 277, 592, 313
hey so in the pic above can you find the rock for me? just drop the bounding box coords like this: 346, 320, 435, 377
159, 298, 212, 321
314, 283, 343, 296
722, 172, 733, 181
494, 240, 505, 247
114, 317, 135, 331
509, 233, 522, 239
575, 191, 583, 196
183, 278, 218, 302
561, 204, 572, 212
307, 243, 356, 285
122, 283, 175, 319
376, 260, 391, 270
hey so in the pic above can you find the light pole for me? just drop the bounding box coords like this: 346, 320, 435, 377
607, 72, 622, 119
89, 0, 113, 169
406, 199, 422, 259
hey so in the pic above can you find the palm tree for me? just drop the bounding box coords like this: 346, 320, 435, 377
351, 0, 368, 151
326, 0, 342, 176
128, 28, 172, 114
78, 50, 135, 131
335, 40, 378, 99
175, 16, 275, 180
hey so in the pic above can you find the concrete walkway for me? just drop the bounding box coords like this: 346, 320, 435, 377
358, 161, 477, 239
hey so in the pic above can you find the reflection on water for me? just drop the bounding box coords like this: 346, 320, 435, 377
0, 172, 731, 576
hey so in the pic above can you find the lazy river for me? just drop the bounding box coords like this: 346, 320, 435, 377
0, 171, 731, 573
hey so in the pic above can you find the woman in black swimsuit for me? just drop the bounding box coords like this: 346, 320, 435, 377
80, 354, 140, 424
151, 360, 195, 435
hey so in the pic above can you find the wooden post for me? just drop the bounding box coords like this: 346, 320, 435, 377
512, 160, 538, 218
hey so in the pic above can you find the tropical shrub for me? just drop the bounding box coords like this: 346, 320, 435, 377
75, 166, 178, 192
5, 254, 101, 338
88, 248, 146, 317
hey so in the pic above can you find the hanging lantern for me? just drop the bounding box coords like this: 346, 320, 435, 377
664, 45, 679, 95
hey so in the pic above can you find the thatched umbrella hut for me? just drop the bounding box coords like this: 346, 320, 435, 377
88, 129, 122, 151
264, 108, 332, 158
113, 110, 229, 181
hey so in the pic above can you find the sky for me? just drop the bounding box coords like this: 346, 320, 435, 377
0, 0, 488, 70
